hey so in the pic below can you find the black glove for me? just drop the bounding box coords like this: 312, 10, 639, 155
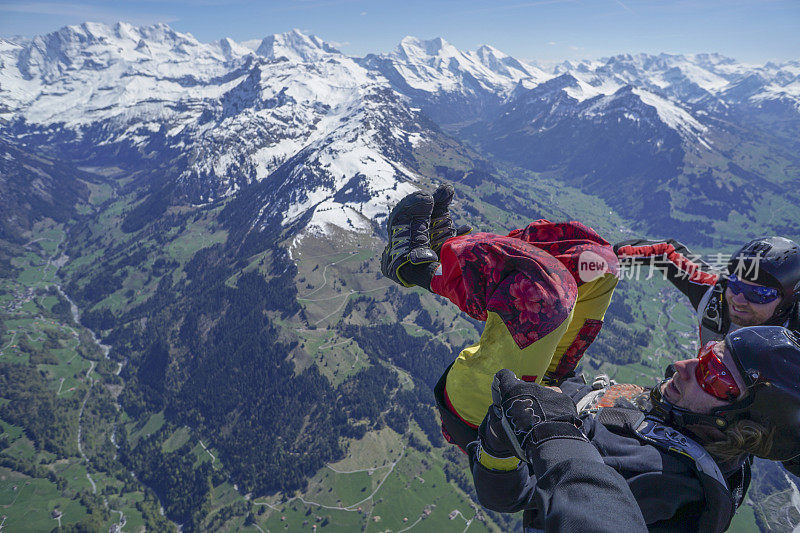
478, 404, 516, 459
455, 224, 472, 237
490, 369, 586, 461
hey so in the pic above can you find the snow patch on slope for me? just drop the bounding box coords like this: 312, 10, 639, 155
271, 95, 422, 237
632, 88, 710, 148
563, 73, 623, 102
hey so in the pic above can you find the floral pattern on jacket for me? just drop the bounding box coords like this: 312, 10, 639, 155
431, 220, 617, 349
507, 220, 620, 285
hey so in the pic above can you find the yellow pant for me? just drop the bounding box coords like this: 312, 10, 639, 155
444, 272, 618, 426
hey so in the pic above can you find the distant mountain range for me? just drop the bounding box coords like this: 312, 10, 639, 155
2, 22, 799, 246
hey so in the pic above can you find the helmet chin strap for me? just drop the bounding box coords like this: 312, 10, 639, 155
648, 382, 733, 431
767, 297, 798, 326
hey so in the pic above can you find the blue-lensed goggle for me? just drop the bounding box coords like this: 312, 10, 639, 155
727, 274, 780, 304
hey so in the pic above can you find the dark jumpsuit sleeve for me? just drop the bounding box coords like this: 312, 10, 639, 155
469, 437, 648, 533
614, 238, 718, 309
467, 443, 536, 514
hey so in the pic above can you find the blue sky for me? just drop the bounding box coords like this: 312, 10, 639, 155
0, 0, 797, 63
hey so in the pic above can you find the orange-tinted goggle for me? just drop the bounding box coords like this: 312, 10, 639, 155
695, 342, 741, 401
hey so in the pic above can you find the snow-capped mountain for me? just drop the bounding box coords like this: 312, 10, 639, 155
448, 52, 800, 238
0, 22, 250, 126
1, 22, 798, 243
0, 23, 455, 239
370, 41, 800, 140
359, 36, 551, 124
497, 71, 710, 148
373, 36, 549, 95
550, 53, 800, 111
255, 29, 341, 63
192, 68, 428, 238
462, 79, 690, 193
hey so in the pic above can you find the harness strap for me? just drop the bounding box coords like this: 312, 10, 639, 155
598, 408, 737, 531
595, 406, 645, 432
634, 417, 729, 491
700, 283, 728, 343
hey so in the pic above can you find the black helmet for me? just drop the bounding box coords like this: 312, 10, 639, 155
650, 326, 800, 461
727, 237, 800, 317
719, 326, 800, 461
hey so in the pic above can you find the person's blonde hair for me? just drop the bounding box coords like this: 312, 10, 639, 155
704, 419, 774, 462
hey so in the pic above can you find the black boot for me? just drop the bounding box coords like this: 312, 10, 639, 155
380, 191, 438, 287
430, 183, 472, 256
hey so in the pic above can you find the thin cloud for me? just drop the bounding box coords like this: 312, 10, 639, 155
0, 2, 178, 26
131, 0, 248, 5
0, 2, 104, 16
612, 0, 635, 14
462, 0, 574, 15
281, 0, 363, 10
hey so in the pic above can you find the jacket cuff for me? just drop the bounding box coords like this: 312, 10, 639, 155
477, 445, 521, 471
528, 421, 588, 447
527, 425, 604, 479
